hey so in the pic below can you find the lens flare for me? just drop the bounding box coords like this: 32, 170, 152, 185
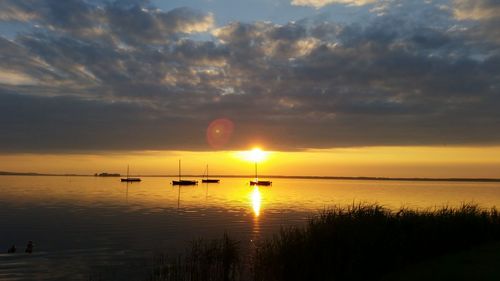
206, 118, 234, 149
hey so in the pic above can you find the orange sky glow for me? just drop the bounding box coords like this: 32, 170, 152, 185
1, 146, 499, 178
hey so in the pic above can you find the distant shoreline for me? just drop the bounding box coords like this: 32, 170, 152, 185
1, 171, 499, 182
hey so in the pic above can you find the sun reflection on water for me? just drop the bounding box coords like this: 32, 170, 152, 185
251, 186, 262, 217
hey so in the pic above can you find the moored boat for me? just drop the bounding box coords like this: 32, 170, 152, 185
249, 162, 271, 186
172, 160, 197, 186
201, 165, 220, 183
121, 165, 141, 182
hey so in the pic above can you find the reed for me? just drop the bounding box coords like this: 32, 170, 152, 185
149, 232, 241, 281
252, 203, 500, 281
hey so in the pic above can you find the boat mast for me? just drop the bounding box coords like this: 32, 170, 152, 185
255, 162, 258, 180
206, 164, 208, 180
127, 165, 129, 179
178, 160, 181, 181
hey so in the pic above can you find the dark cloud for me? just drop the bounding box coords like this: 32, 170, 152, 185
0, 0, 499, 152
0, 90, 208, 152
105, 5, 213, 45
0, 0, 213, 41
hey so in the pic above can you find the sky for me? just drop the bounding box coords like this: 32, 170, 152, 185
0, 0, 499, 177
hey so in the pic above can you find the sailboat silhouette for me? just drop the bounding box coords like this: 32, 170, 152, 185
249, 162, 271, 186
172, 160, 197, 185
201, 165, 220, 183
121, 165, 141, 182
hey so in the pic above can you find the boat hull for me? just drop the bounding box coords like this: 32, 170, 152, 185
121, 178, 141, 182
250, 180, 272, 186
202, 179, 220, 183
172, 180, 198, 185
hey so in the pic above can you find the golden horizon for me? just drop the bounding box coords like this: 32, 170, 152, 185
0, 145, 499, 178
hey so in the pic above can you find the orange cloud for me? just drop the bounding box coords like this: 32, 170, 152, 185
291, 0, 377, 9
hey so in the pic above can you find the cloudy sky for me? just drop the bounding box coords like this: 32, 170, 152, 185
0, 0, 499, 176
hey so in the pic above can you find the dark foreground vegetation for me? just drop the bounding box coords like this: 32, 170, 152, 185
251, 204, 500, 281
95, 204, 500, 281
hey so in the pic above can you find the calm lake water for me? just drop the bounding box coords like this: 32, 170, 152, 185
1, 175, 500, 280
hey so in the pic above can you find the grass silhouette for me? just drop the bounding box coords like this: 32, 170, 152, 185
149, 232, 240, 281
252, 203, 500, 281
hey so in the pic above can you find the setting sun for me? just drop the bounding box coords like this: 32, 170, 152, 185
238, 148, 269, 163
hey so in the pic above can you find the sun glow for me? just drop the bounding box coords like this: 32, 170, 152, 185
239, 147, 268, 163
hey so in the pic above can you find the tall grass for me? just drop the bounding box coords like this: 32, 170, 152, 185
149, 232, 241, 281
252, 203, 500, 281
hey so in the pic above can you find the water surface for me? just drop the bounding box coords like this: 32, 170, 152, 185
1, 176, 500, 280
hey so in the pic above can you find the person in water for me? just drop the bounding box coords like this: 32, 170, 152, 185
25, 241, 33, 254
7, 245, 16, 253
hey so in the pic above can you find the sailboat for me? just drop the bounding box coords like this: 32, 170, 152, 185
121, 165, 141, 182
249, 162, 272, 186
172, 160, 198, 185
201, 165, 220, 183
